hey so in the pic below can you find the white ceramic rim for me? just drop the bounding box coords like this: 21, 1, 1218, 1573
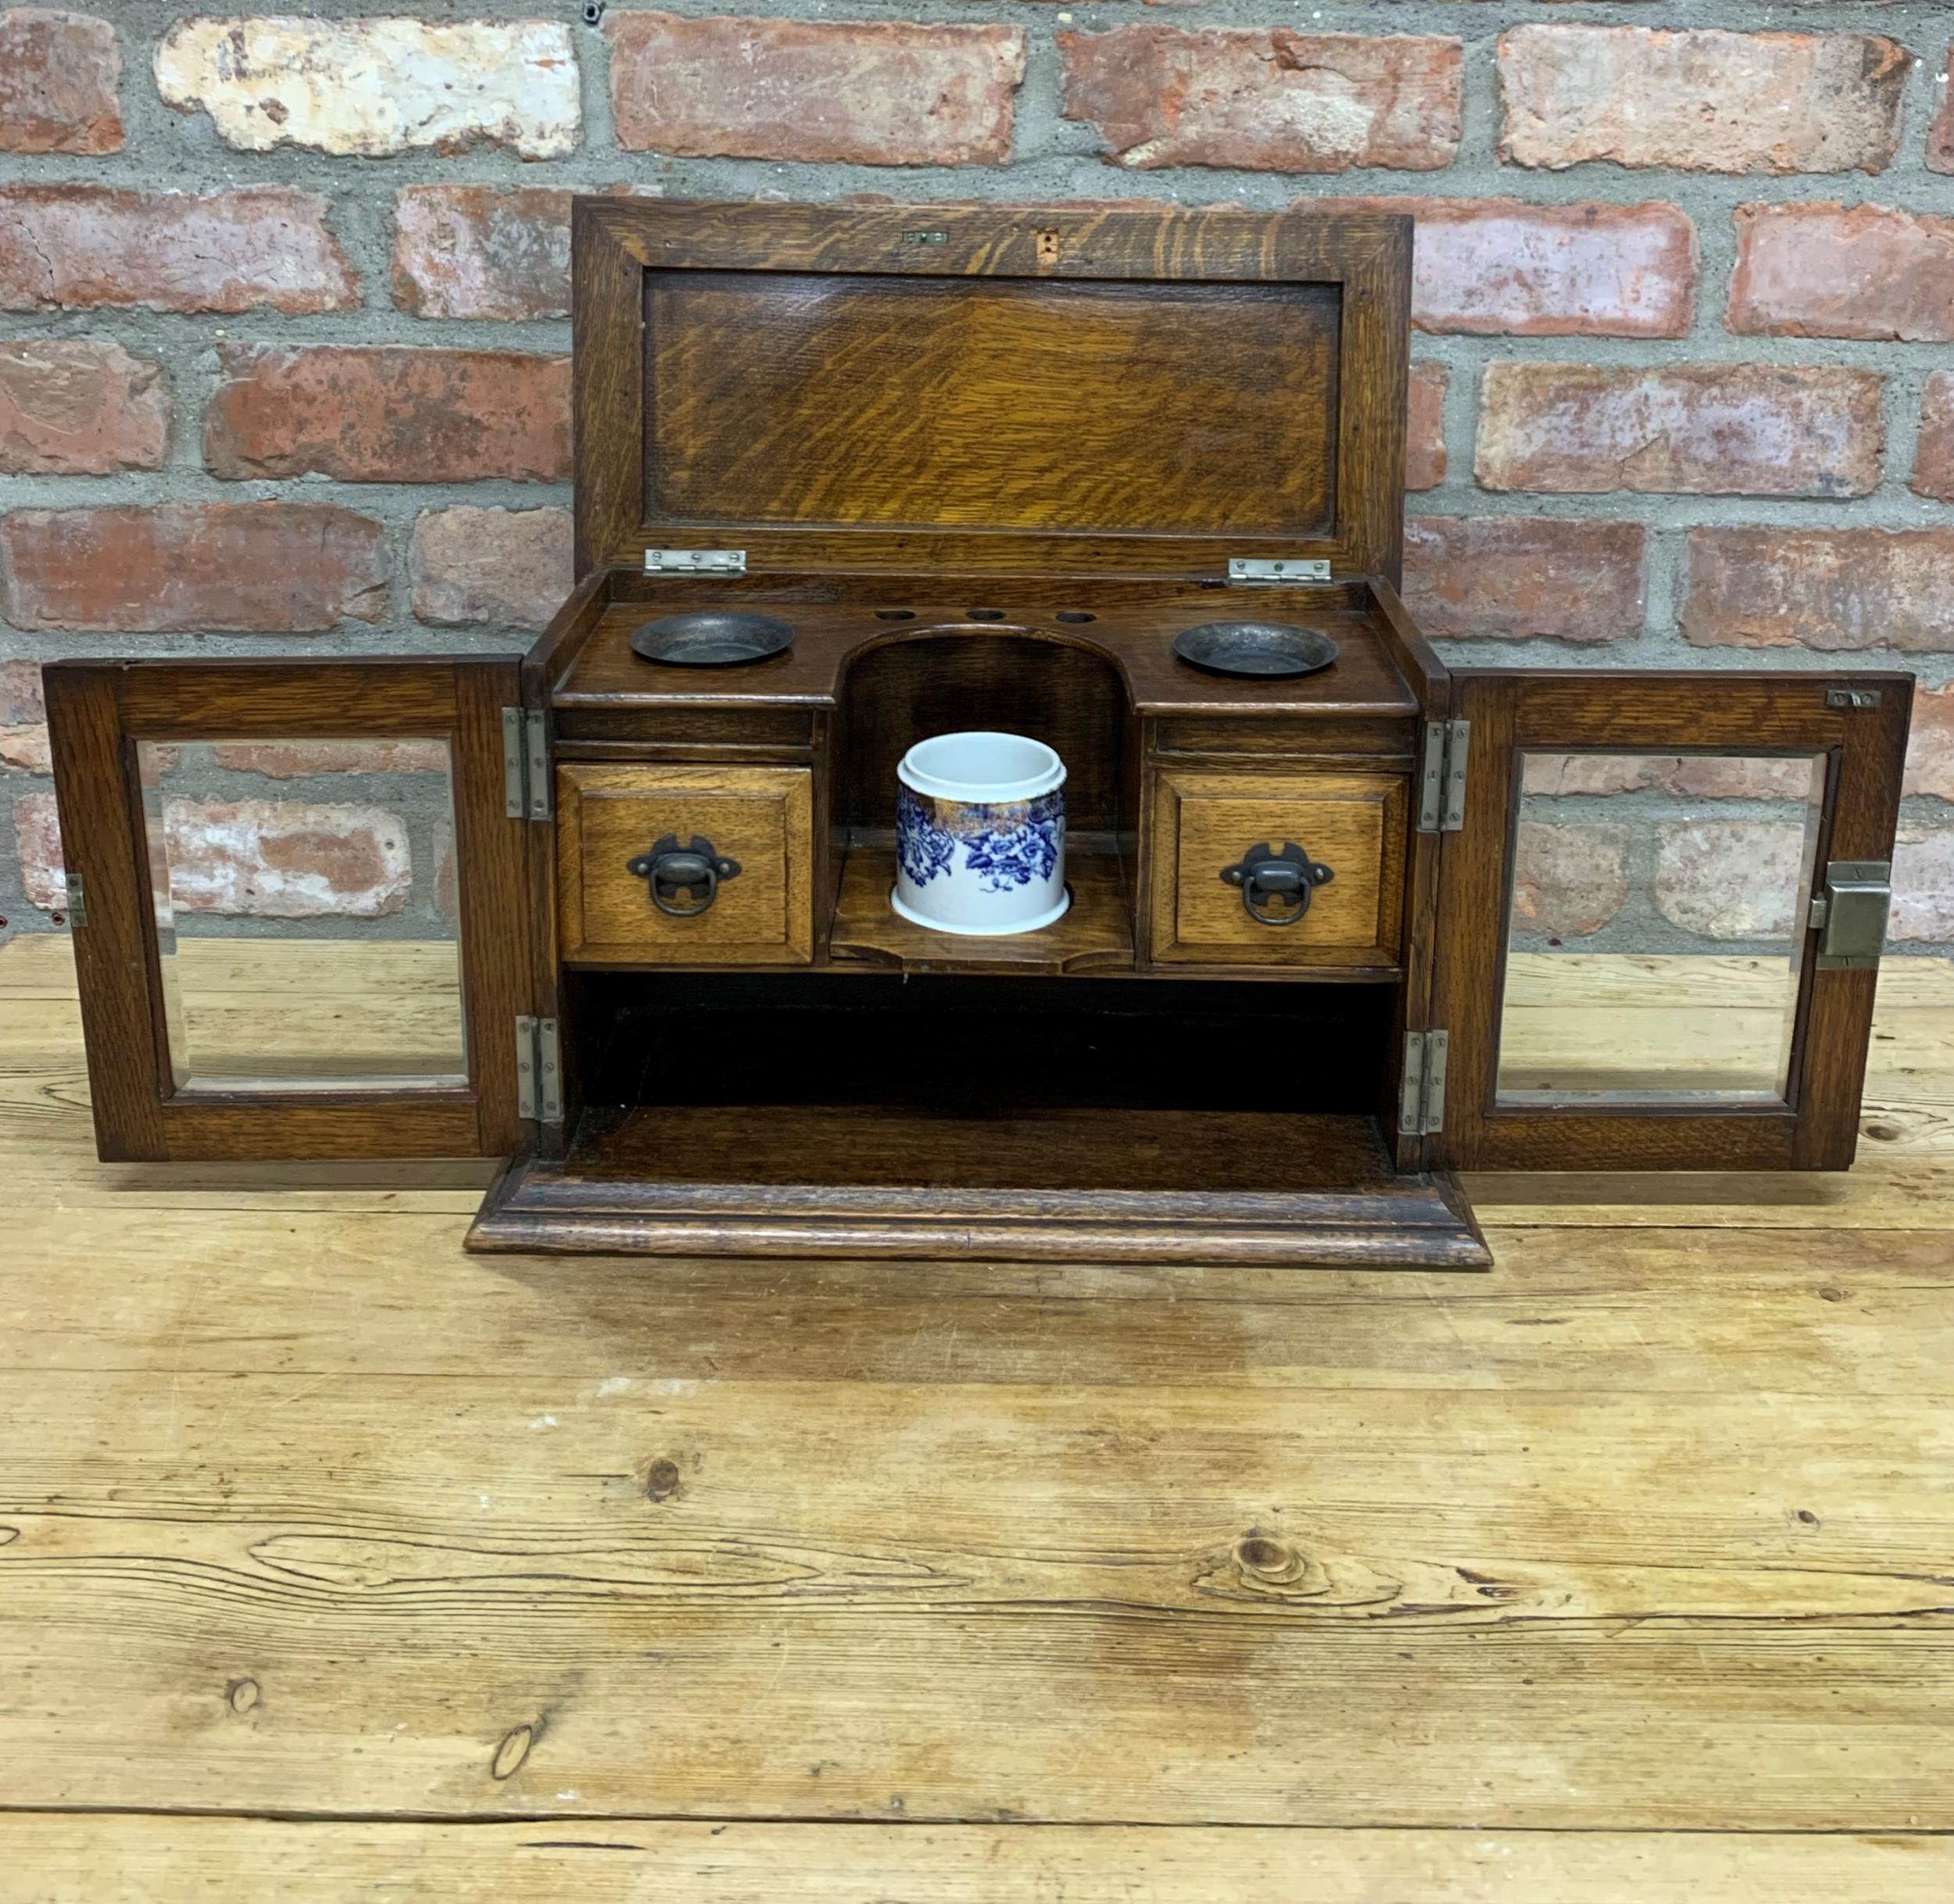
889, 884, 1072, 937
898, 731, 1066, 804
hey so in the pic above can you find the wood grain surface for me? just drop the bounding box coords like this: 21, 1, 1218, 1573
572, 200, 1410, 583
10, 1818, 1952, 1903
556, 761, 814, 965
2, 930, 1951, 1892
1151, 767, 1407, 966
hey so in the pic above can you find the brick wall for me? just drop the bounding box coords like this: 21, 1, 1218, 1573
2, 2, 1951, 952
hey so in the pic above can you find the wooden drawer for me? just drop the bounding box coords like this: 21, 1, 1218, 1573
556, 763, 814, 965
1149, 769, 1406, 968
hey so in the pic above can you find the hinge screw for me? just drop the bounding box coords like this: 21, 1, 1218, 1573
581, 1, 605, 25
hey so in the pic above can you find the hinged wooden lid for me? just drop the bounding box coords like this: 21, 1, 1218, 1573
571, 199, 1412, 585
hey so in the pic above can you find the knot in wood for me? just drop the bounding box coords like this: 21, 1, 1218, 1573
1235, 1534, 1304, 1583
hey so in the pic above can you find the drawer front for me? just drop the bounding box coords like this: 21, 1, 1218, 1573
557, 763, 814, 965
1151, 769, 1406, 967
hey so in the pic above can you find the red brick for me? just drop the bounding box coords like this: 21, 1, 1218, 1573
13, 787, 62, 911
1893, 828, 1954, 942
0, 8, 120, 152
204, 345, 569, 485
210, 742, 449, 780
1335, 198, 1696, 338
154, 16, 580, 159
1912, 371, 1954, 502
1930, 44, 1953, 174
608, 14, 1024, 166
1512, 821, 1629, 939
1061, 28, 1461, 172
1681, 528, 1954, 653
1523, 756, 1820, 802
0, 185, 356, 315
1405, 363, 1446, 492
392, 184, 657, 321
1728, 202, 1954, 342
1499, 27, 1908, 175
410, 507, 574, 632
1, 504, 388, 633
1476, 363, 1883, 498
1653, 822, 1808, 940
0, 340, 168, 475
161, 800, 412, 919
0, 657, 47, 774
1403, 517, 1646, 644
1902, 683, 1954, 803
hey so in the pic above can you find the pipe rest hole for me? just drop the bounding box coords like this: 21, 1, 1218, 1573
966, 607, 1006, 621
1056, 610, 1096, 625
875, 608, 915, 621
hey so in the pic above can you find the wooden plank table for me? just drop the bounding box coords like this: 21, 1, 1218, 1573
2, 929, 1951, 1899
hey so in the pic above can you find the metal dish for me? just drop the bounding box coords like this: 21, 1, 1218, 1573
630, 610, 795, 667
1172, 620, 1339, 679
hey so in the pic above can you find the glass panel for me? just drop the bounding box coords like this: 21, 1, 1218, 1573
138, 738, 467, 1093
1497, 752, 1826, 1106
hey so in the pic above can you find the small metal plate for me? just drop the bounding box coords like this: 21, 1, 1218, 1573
630, 610, 795, 667
1172, 621, 1339, 679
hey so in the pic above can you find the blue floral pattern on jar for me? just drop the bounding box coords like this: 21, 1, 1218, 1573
898, 786, 1064, 893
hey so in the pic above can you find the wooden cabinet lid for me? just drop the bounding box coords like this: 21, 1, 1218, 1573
572, 199, 1412, 585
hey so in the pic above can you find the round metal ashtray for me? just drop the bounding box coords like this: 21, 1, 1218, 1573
630, 610, 795, 667
1172, 621, 1339, 678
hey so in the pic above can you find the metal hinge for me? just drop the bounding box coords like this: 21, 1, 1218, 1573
501, 707, 552, 821
1417, 719, 1470, 832
62, 873, 87, 929
1826, 685, 1881, 710
1226, 558, 1332, 585
1810, 859, 1892, 971
1398, 1029, 1449, 1136
514, 1015, 564, 1125
644, 548, 746, 574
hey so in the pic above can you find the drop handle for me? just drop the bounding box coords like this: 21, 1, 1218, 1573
1220, 841, 1334, 925
627, 833, 741, 917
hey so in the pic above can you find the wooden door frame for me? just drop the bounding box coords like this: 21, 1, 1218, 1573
1426, 669, 1911, 1173
45, 657, 539, 1161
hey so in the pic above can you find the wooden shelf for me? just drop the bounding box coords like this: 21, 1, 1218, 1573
828, 848, 1134, 975
468, 1103, 1490, 1268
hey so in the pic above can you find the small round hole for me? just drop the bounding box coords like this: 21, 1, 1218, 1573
874, 608, 915, 621
1055, 610, 1096, 625
966, 607, 1006, 621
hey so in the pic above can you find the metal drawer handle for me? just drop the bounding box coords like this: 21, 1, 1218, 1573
627, 833, 741, 917
1220, 841, 1333, 925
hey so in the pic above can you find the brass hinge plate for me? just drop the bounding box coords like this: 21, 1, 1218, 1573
514, 1015, 564, 1125
1226, 558, 1332, 585
502, 707, 552, 822
63, 873, 87, 929
644, 548, 746, 574
1398, 1028, 1449, 1136
1417, 720, 1470, 833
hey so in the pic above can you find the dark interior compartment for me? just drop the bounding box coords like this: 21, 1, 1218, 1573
568, 969, 1392, 1119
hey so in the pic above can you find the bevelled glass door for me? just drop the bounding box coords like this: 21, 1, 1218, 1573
44, 658, 540, 1161
1427, 671, 1911, 1172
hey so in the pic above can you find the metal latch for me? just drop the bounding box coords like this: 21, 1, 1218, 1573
1416, 720, 1470, 832
1810, 860, 1891, 971
514, 1015, 563, 1125
644, 549, 746, 574
62, 873, 87, 929
1398, 1029, 1449, 1136
1227, 558, 1331, 585
502, 707, 552, 821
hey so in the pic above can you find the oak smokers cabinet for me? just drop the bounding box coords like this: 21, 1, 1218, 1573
44, 202, 1913, 1270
